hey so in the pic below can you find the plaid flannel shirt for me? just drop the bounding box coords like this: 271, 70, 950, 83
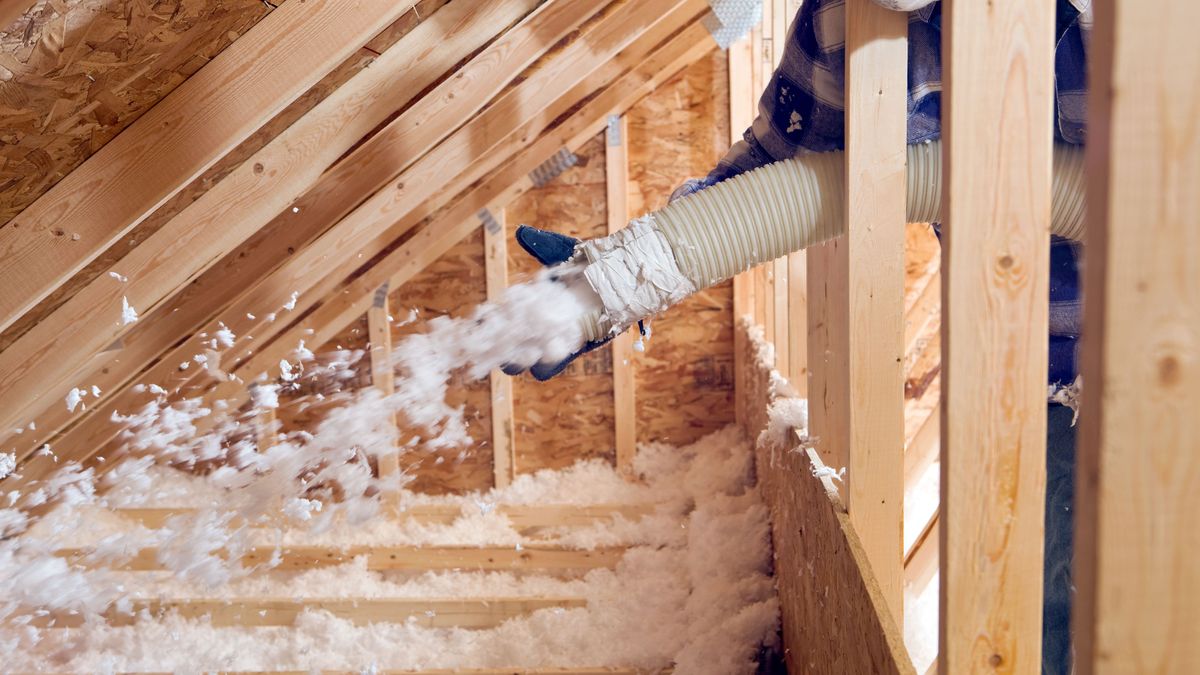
686, 0, 1090, 386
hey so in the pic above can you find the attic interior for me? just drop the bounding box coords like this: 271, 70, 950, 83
1, 0, 1196, 673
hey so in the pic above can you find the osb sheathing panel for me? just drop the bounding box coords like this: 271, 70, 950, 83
273, 229, 493, 496
506, 133, 616, 474
388, 228, 492, 495
626, 49, 735, 446
739, 322, 915, 675
0, 1, 445, 350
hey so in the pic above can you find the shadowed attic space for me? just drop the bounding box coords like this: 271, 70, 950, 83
0, 0, 787, 671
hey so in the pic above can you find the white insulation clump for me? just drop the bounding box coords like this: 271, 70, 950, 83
3, 427, 779, 673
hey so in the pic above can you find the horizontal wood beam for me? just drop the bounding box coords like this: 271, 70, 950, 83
35, 596, 585, 629
0, 0, 414, 331
116, 503, 656, 535
57, 545, 625, 572
0, 0, 574, 445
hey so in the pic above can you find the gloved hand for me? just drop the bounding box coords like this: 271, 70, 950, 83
502, 225, 643, 381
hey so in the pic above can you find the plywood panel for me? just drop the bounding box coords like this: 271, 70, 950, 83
506, 133, 615, 473
390, 228, 492, 494
740, 321, 915, 675
626, 50, 735, 447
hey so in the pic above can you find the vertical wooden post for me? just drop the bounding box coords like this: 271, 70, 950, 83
939, 0, 1054, 672
1075, 1, 1200, 672
767, 0, 799, 385
803, 0, 907, 623
606, 114, 637, 474
751, 1, 772, 342
728, 33, 755, 427
367, 283, 400, 482
484, 207, 516, 488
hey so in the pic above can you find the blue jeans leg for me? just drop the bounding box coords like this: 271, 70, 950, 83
1043, 403, 1076, 675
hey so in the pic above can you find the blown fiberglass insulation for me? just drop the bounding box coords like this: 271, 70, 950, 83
4, 426, 779, 673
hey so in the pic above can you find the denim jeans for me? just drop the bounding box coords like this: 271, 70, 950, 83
1043, 403, 1077, 675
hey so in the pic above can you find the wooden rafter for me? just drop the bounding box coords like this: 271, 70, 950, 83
939, 0, 1054, 671
0, 0, 578, 445
8, 3, 714, 495
0, 0, 415, 332
198, 15, 716, 429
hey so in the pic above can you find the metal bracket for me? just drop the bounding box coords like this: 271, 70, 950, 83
372, 282, 389, 309
477, 208, 502, 235
528, 147, 579, 188
606, 115, 623, 146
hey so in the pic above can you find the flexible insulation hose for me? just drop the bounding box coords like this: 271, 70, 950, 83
579, 140, 1085, 339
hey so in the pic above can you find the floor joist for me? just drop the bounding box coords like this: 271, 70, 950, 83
56, 546, 626, 572
34, 597, 586, 629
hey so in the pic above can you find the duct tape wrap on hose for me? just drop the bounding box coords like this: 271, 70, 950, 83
576, 140, 1086, 338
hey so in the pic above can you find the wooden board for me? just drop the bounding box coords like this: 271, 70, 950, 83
485, 208, 517, 488
837, 0, 909, 622
117, 503, 657, 535
940, 1, 1054, 672
605, 114, 637, 473
0, 0, 415, 331
626, 50, 735, 447
57, 545, 625, 572
739, 321, 915, 675
37, 597, 585, 629
1074, 1, 1200, 672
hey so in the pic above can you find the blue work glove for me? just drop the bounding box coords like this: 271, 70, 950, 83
502, 225, 641, 381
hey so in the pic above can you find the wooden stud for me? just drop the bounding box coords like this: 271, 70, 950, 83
0, 0, 546, 447
37, 597, 585, 630
727, 33, 755, 426
0, 0, 415, 332
839, 0, 909, 623
57, 545, 626, 572
939, 0, 1054, 672
484, 208, 516, 488
1074, 1, 1200, 672
367, 283, 400, 482
605, 114, 637, 474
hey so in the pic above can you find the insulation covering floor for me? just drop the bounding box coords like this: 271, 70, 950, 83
4, 426, 780, 673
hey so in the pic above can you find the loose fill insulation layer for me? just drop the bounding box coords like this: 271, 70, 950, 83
5, 426, 780, 673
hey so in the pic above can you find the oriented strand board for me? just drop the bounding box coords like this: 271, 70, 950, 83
389, 228, 493, 495
740, 321, 915, 675
625, 49, 735, 447
506, 133, 616, 473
